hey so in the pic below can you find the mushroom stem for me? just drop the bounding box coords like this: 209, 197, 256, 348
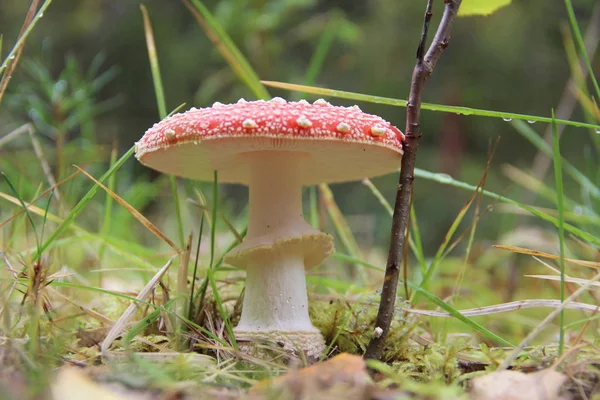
232, 151, 325, 357
236, 248, 314, 331
244, 151, 318, 244
236, 151, 319, 330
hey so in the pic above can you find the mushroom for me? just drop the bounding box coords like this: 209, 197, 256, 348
135, 98, 404, 360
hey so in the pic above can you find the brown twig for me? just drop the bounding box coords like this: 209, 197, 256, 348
364, 0, 462, 361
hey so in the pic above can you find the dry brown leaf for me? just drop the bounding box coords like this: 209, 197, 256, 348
250, 353, 371, 400
493, 245, 600, 269
51, 368, 134, 400
75, 165, 180, 253
470, 369, 567, 400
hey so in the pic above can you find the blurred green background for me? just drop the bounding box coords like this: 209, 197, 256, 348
1, 0, 598, 255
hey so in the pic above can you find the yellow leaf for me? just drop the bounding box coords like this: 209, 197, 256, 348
459, 0, 512, 16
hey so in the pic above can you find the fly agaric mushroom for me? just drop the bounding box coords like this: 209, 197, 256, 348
135, 98, 404, 360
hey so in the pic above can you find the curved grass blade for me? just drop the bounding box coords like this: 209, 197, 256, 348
414, 168, 600, 246
33, 145, 135, 261
141, 4, 185, 248
75, 165, 180, 253
261, 81, 600, 130
140, 5, 167, 118
511, 119, 600, 198
551, 111, 567, 356
302, 15, 337, 88
0, 191, 158, 269
39, 189, 53, 245
209, 171, 218, 269
182, 0, 269, 100
2, 173, 40, 252
494, 245, 600, 269
0, 0, 52, 74
98, 141, 118, 263
123, 300, 176, 347
564, 0, 600, 100
188, 215, 205, 320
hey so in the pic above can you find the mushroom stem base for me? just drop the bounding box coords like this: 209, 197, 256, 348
234, 330, 325, 363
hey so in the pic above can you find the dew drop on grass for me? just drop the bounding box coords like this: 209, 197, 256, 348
9, 55, 15, 60
39, 12, 44, 17
527, 120, 536, 124
596, 128, 600, 134
437, 173, 453, 184
502, 117, 512, 122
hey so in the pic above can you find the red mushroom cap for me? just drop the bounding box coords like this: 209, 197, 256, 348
135, 98, 404, 185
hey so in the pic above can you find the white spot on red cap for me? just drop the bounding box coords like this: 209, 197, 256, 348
371, 125, 386, 137
296, 115, 312, 128
242, 118, 258, 129
336, 122, 351, 133
314, 98, 331, 107
237, 98, 247, 103
270, 97, 286, 104
164, 129, 176, 139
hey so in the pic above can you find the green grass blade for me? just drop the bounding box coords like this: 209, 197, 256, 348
207, 267, 237, 349
503, 164, 579, 211
308, 186, 319, 228
414, 168, 600, 246
209, 171, 218, 269
2, 173, 40, 252
302, 17, 336, 87
261, 81, 600, 131
511, 119, 600, 198
361, 178, 426, 273
564, 0, 600, 101
98, 142, 118, 264
188, 215, 204, 320
551, 111, 567, 356
192, 227, 247, 314
167, 103, 187, 117
413, 158, 494, 302
318, 184, 365, 282
408, 282, 514, 347
140, 5, 167, 119
409, 206, 427, 275
34, 146, 136, 261
123, 303, 171, 347
361, 178, 393, 215
184, 0, 270, 100
331, 252, 384, 271
39, 189, 53, 246
0, 0, 53, 74
141, 5, 185, 248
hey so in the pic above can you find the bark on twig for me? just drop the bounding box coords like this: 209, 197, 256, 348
364, 0, 462, 361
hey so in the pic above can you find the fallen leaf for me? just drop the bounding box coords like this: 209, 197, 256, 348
52, 367, 133, 400
251, 353, 371, 400
470, 369, 566, 400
